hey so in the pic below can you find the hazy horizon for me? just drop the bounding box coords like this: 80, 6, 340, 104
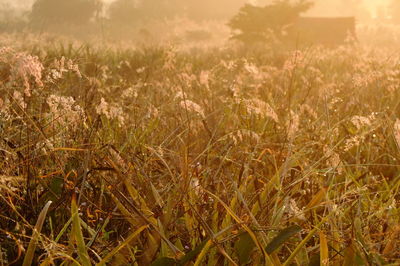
0, 0, 393, 19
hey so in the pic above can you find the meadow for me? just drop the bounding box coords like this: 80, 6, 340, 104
0, 36, 399, 265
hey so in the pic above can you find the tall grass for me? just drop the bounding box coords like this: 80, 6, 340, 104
0, 40, 399, 265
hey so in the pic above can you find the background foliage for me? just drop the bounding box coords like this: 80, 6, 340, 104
228, 0, 314, 44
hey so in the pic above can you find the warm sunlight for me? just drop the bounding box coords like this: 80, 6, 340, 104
2, 0, 395, 20
305, 0, 390, 18
1, 0, 400, 265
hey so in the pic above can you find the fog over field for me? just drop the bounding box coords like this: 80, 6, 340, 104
0, 0, 394, 19
0, 0, 398, 47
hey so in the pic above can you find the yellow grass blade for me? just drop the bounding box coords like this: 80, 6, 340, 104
110, 193, 138, 227
204, 189, 274, 265
271, 253, 282, 265
306, 187, 327, 210
193, 239, 213, 266
38, 257, 53, 266
98, 225, 148, 265
383, 226, 400, 256
319, 232, 329, 266
53, 147, 88, 152
123, 178, 156, 223
282, 212, 335, 266
39, 252, 82, 265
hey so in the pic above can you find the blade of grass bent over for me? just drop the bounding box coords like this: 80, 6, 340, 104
23, 201, 52, 266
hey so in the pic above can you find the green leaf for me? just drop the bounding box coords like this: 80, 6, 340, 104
265, 225, 302, 254
234, 232, 256, 265
151, 257, 177, 266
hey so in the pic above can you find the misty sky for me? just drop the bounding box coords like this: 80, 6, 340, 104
0, 0, 392, 17
308, 0, 391, 17
0, 0, 113, 9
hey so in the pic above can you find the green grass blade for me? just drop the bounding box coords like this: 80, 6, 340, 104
23, 201, 52, 266
235, 232, 256, 265
282, 213, 335, 266
71, 196, 92, 266
265, 225, 302, 254
55, 217, 73, 243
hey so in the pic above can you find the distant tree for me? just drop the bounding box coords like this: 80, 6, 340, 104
31, 0, 101, 26
228, 0, 313, 44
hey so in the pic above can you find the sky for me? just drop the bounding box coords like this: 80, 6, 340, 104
0, 0, 393, 18
363, 0, 390, 11
0, 0, 113, 9
308, 0, 391, 17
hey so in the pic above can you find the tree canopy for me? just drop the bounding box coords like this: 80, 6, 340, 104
228, 0, 313, 44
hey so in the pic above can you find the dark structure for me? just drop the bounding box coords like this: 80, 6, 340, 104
292, 17, 356, 46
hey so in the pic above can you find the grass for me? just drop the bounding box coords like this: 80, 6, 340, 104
0, 40, 399, 265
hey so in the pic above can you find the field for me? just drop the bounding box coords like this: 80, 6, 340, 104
0, 36, 400, 265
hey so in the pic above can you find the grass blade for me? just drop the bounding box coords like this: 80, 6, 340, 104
98, 224, 148, 265
178, 239, 209, 265
305, 187, 327, 210
55, 217, 72, 243
151, 257, 177, 266
319, 232, 329, 266
193, 239, 212, 266
205, 189, 273, 264
282, 212, 335, 266
265, 225, 302, 254
234, 232, 256, 265
71, 195, 92, 266
22, 201, 52, 266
